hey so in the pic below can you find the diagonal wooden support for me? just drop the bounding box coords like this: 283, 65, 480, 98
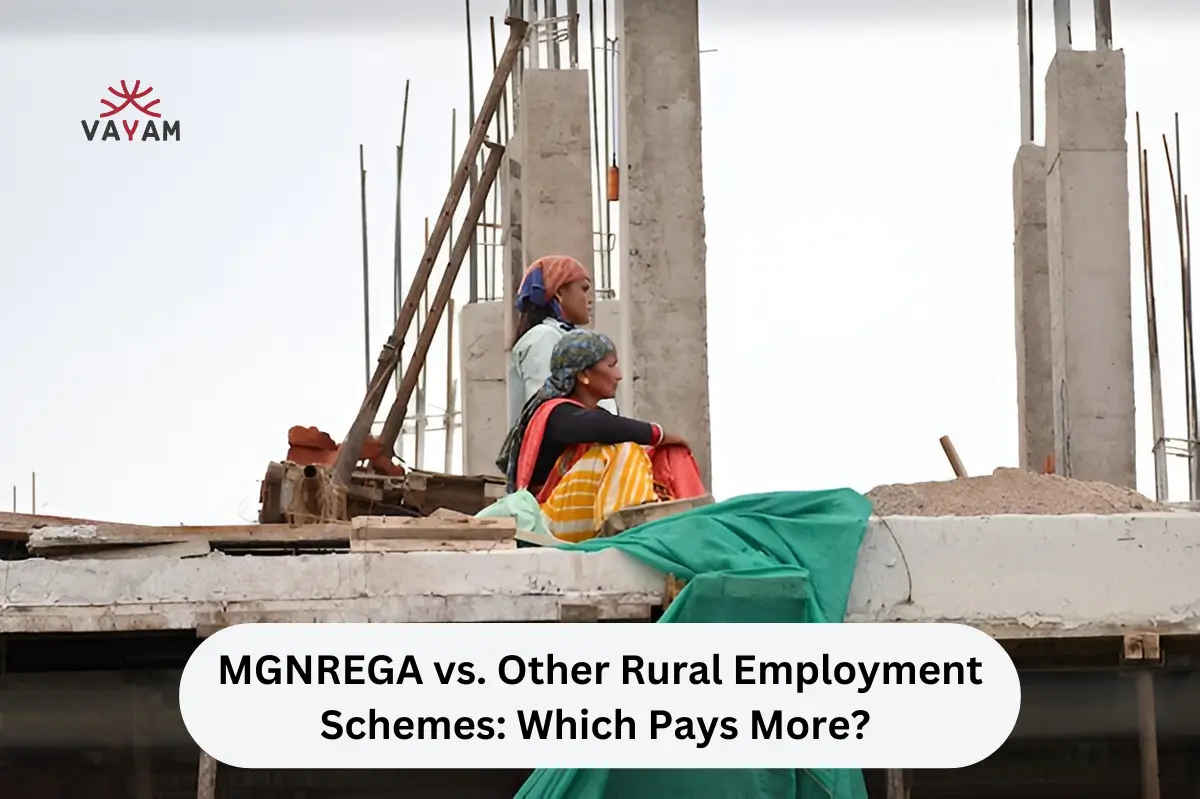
378, 142, 505, 453
333, 16, 529, 486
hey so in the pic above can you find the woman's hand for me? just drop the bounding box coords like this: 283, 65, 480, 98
659, 431, 690, 449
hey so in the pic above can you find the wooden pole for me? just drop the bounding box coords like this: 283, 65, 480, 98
379, 143, 506, 451
334, 17, 529, 482
885, 769, 911, 799
1136, 671, 1161, 799
939, 436, 968, 478
196, 750, 217, 799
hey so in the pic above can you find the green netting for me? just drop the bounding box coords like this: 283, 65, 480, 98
514, 489, 873, 799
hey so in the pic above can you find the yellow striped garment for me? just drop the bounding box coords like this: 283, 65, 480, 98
539, 441, 660, 543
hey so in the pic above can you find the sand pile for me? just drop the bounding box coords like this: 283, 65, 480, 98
865, 467, 1164, 517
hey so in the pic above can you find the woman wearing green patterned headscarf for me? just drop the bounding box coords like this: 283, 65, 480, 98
496, 329, 705, 543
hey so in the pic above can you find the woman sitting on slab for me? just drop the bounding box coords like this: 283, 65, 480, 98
496, 328, 706, 543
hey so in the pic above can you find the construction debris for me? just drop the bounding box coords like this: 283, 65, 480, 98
866, 467, 1164, 517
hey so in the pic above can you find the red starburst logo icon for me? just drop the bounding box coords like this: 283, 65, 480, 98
100, 80, 162, 119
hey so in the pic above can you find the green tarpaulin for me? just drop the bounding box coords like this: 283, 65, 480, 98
514, 488, 873, 799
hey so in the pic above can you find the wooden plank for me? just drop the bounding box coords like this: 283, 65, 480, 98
598, 494, 714, 538
25, 520, 352, 554
50, 540, 213, 560
350, 515, 515, 542
350, 538, 517, 553
0, 511, 115, 540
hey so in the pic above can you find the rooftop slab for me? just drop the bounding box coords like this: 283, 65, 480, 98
2, 513, 1199, 638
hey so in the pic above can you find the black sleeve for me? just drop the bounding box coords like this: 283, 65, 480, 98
544, 404, 656, 447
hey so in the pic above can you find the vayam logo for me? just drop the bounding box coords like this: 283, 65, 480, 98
81, 80, 180, 143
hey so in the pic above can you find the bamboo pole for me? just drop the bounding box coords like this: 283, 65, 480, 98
335, 17, 528, 481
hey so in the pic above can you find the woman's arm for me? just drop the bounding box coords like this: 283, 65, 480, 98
545, 404, 663, 447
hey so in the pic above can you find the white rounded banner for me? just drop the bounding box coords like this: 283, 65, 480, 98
179, 622, 1020, 770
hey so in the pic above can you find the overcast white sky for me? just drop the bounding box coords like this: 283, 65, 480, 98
2, 1, 1199, 524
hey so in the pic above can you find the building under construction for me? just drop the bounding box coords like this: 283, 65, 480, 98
4, 1, 1200, 797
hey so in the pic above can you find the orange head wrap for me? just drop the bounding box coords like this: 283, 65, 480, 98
518, 255, 588, 312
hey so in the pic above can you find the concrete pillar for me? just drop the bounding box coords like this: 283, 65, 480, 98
617, 0, 712, 489
1045, 49, 1135, 488
460, 301, 508, 477
1013, 144, 1053, 472
502, 69, 595, 342
500, 131, 524, 349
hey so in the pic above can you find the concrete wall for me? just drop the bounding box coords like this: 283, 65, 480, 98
617, 0, 712, 488
1045, 50, 1136, 488
460, 299, 623, 477
1013, 144, 1052, 472
8, 513, 1200, 637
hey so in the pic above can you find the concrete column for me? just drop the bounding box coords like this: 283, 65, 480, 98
500, 130, 524, 349
460, 301, 507, 477
502, 69, 595, 337
1013, 144, 1053, 472
617, 0, 712, 489
1045, 49, 1135, 488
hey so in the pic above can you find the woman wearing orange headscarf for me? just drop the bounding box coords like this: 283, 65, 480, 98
507, 255, 616, 427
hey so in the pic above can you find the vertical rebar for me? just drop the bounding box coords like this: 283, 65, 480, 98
466, 1, 480, 303
492, 17, 510, 146
547, 0, 560, 68
601, 0, 612, 289
489, 15, 504, 300
445, 298, 457, 472
393, 81, 411, 401
1053, 0, 1072, 50
1137, 114, 1168, 501
510, 0, 523, 130
1093, 0, 1113, 50
359, 144, 371, 388
1017, 0, 1033, 143
567, 0, 579, 68
1186, 189, 1198, 501
1165, 123, 1197, 499
528, 0, 540, 69
588, 0, 604, 290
